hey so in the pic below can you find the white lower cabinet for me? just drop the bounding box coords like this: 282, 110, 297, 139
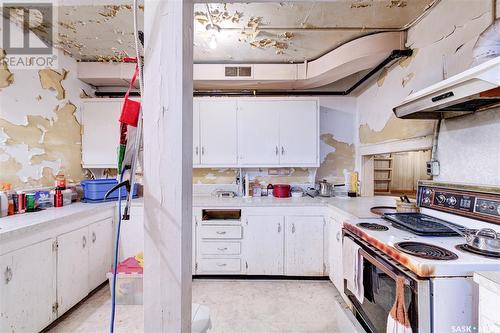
328, 216, 345, 296
244, 216, 284, 275
88, 218, 113, 291
0, 239, 56, 333
285, 216, 325, 276
57, 226, 90, 315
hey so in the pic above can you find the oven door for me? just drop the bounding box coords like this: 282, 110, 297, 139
344, 232, 431, 333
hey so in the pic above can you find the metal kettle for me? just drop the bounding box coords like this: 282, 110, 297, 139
318, 179, 333, 197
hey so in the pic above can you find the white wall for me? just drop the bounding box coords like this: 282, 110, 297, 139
356, 0, 499, 186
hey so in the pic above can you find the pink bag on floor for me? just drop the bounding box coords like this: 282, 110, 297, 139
386, 277, 413, 333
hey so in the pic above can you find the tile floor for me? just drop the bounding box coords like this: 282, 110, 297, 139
46, 279, 362, 333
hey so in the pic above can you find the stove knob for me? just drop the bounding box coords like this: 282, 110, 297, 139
497, 206, 500, 215
446, 196, 457, 206
424, 188, 433, 196
422, 197, 430, 205
437, 194, 446, 203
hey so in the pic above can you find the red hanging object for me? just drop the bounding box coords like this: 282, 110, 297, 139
119, 60, 141, 127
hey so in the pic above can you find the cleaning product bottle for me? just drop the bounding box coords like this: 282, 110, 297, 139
55, 168, 66, 190
0, 190, 8, 217
2, 183, 15, 215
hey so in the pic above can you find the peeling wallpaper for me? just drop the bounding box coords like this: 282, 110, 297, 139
356, 0, 499, 185
193, 96, 357, 186
0, 26, 93, 189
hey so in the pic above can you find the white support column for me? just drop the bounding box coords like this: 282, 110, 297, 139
143, 0, 193, 332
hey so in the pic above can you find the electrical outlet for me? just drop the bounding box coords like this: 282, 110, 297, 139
426, 160, 440, 176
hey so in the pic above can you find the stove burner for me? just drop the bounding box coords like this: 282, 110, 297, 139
394, 241, 458, 260
356, 222, 389, 231
455, 244, 500, 259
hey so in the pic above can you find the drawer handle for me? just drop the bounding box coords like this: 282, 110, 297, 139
216, 231, 227, 235
4, 266, 12, 284
195, 146, 199, 155
275, 146, 279, 155
217, 247, 228, 251
92, 232, 96, 243
216, 263, 227, 267
281, 146, 285, 155
336, 231, 341, 241
82, 235, 87, 248
291, 223, 296, 233
277, 223, 281, 233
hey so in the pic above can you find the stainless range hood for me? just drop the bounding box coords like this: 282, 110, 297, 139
393, 57, 500, 119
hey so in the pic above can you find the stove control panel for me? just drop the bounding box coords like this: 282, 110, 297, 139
418, 182, 500, 224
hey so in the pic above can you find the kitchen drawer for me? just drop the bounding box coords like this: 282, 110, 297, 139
199, 226, 242, 239
198, 258, 241, 273
199, 241, 241, 255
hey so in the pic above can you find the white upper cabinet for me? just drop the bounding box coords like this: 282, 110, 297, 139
81, 99, 122, 168
235, 97, 319, 167
193, 99, 201, 166
278, 100, 318, 166
199, 99, 238, 166
237, 100, 280, 165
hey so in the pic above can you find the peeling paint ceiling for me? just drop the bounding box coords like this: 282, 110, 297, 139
17, 1, 436, 63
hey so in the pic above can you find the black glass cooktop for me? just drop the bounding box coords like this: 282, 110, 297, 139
383, 213, 466, 236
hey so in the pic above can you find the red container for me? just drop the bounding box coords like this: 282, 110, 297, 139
54, 190, 63, 208
273, 184, 291, 198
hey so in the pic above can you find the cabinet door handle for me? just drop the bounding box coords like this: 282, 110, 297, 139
275, 146, 279, 155
82, 235, 87, 248
216, 231, 226, 235
291, 223, 296, 233
92, 232, 96, 243
4, 266, 12, 284
217, 247, 228, 251
216, 263, 227, 267
195, 146, 199, 155
277, 223, 281, 233
281, 146, 285, 155
336, 231, 341, 241
201, 147, 205, 155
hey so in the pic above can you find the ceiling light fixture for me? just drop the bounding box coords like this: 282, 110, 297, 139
205, 3, 220, 50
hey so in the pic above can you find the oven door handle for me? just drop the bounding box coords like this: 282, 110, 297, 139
359, 248, 411, 286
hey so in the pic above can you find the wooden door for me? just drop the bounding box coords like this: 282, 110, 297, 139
278, 100, 318, 166
82, 100, 122, 168
244, 216, 284, 275
328, 217, 344, 293
285, 216, 324, 276
199, 99, 238, 166
88, 218, 113, 291
57, 226, 89, 315
237, 100, 280, 166
0, 239, 56, 332
193, 99, 201, 165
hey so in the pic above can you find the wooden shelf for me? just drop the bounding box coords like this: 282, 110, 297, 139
374, 157, 393, 160
374, 168, 392, 171
374, 178, 392, 181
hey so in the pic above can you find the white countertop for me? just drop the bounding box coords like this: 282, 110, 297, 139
474, 272, 500, 294
192, 195, 397, 219
0, 202, 116, 240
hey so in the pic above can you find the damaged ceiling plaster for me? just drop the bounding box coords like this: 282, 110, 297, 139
22, 0, 436, 64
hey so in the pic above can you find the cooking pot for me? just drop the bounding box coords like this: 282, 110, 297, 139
273, 184, 291, 198
318, 179, 333, 197
440, 222, 500, 254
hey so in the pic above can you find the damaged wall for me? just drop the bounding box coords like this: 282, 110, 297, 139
193, 96, 357, 186
356, 0, 499, 185
0, 24, 93, 189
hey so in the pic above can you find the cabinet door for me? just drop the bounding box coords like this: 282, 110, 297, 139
0, 239, 56, 333
82, 100, 122, 168
278, 100, 318, 166
88, 218, 113, 291
328, 217, 344, 293
57, 226, 89, 315
244, 216, 284, 275
193, 99, 201, 165
285, 216, 324, 276
237, 100, 280, 165
199, 99, 238, 165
